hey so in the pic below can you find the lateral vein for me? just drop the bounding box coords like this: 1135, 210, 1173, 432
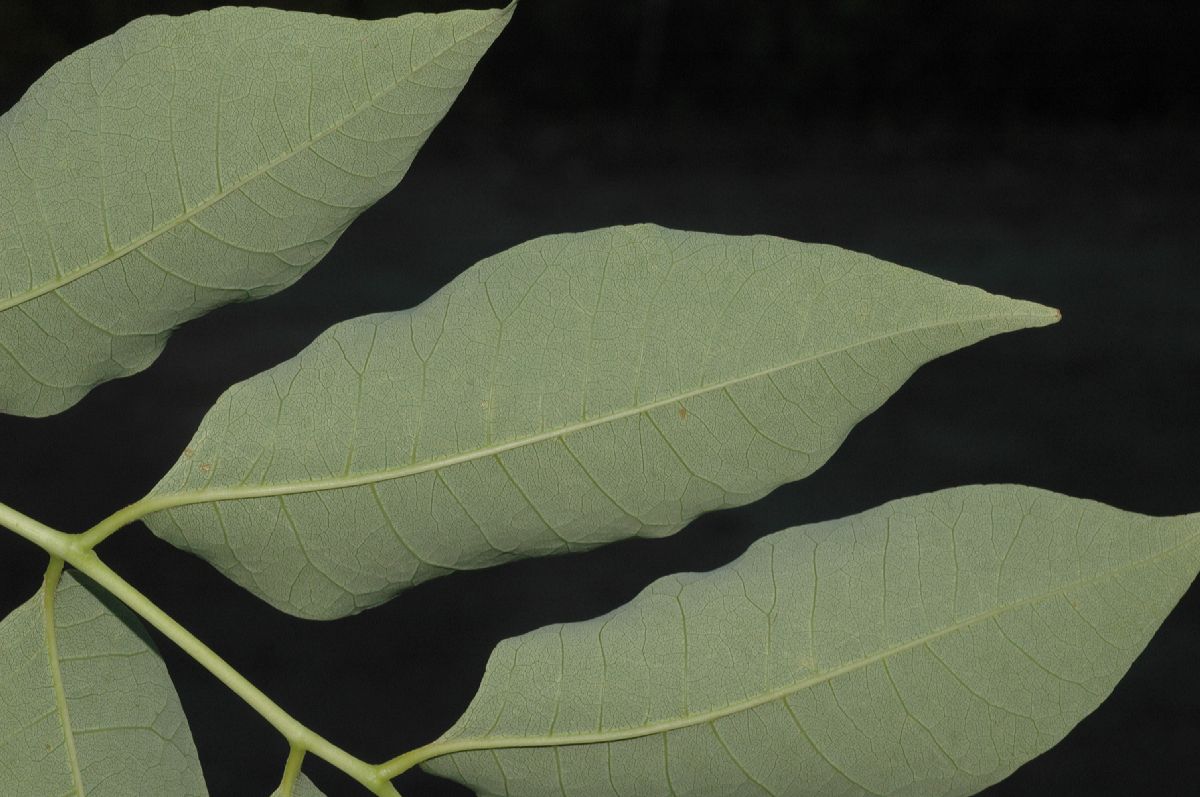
0, 11, 503, 314
406, 527, 1200, 763
142, 310, 1056, 515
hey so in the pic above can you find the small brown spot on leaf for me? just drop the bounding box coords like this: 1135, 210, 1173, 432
678, 404, 688, 420
183, 447, 195, 459
199, 463, 212, 474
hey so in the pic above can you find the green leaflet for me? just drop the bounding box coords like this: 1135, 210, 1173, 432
0, 571, 207, 796
0, 4, 511, 418
144, 225, 1057, 620
421, 485, 1200, 797
271, 773, 325, 797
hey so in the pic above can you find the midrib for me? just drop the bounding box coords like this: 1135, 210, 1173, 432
43, 568, 85, 796
420, 525, 1200, 759
0, 14, 498, 314
143, 309, 1055, 514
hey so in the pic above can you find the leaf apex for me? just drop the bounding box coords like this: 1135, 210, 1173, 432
1038, 304, 1063, 325
992, 295, 1061, 329
466, 1, 518, 47
487, 1, 518, 28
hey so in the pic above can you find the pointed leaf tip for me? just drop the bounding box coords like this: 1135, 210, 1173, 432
148, 226, 1059, 620
0, 4, 507, 417
1025, 301, 1061, 326
428, 485, 1200, 797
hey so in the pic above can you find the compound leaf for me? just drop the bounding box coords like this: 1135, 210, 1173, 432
423, 485, 1200, 797
145, 225, 1057, 619
0, 3, 511, 417
0, 571, 207, 796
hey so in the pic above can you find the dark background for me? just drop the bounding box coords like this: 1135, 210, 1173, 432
1, 1, 1198, 795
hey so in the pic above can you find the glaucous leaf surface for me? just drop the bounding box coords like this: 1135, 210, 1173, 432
0, 4, 510, 417
270, 773, 325, 797
0, 571, 207, 796
424, 485, 1200, 797
146, 225, 1057, 619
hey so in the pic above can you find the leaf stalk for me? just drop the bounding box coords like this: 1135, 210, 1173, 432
77, 497, 161, 549
0, 501, 80, 559
0, 500, 403, 797
278, 744, 306, 796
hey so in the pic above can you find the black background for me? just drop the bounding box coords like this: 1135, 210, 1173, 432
1, 1, 1198, 796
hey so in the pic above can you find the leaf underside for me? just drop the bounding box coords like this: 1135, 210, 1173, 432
271, 773, 325, 797
0, 571, 207, 796
425, 485, 1200, 797
146, 224, 1057, 620
0, 4, 510, 417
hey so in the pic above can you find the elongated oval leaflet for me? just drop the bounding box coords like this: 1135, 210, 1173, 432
145, 224, 1058, 620
0, 571, 207, 796
419, 485, 1200, 797
0, 4, 511, 417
